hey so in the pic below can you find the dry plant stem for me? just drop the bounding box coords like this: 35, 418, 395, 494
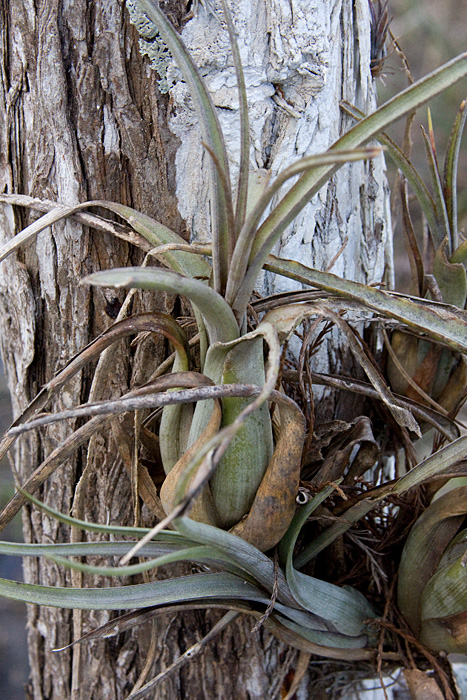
399, 179, 425, 296
0, 374, 211, 530
0, 193, 153, 251
282, 369, 459, 441
314, 304, 420, 435
388, 37, 415, 231
7, 385, 298, 435
251, 550, 280, 633
129, 618, 158, 696
0, 310, 185, 463
66, 281, 144, 700
111, 417, 166, 520
0, 414, 110, 532
375, 620, 455, 700
281, 651, 312, 700
381, 329, 448, 415
124, 611, 240, 700
377, 578, 397, 700
69, 281, 163, 696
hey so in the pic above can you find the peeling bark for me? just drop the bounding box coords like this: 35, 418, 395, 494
0, 1, 390, 698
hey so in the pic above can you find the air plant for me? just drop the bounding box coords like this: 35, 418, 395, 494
341, 100, 467, 417
398, 484, 467, 654
1, 1, 467, 696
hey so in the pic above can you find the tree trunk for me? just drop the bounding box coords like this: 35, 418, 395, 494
0, 1, 391, 699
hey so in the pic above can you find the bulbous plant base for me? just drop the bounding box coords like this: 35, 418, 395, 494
160, 401, 306, 551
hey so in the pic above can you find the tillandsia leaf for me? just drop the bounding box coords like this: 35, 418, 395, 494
397, 487, 467, 636
173, 517, 297, 607
45, 546, 222, 578
278, 484, 376, 639
274, 615, 368, 650
218, 0, 250, 237
200, 141, 236, 254
419, 541, 467, 654
14, 487, 186, 540
399, 178, 425, 297
81, 201, 212, 279
421, 544, 467, 625
436, 526, 467, 569
232, 53, 467, 318
0, 197, 211, 279
295, 436, 467, 569
0, 202, 82, 263
224, 147, 382, 308
0, 196, 211, 367
0, 542, 247, 580
340, 102, 441, 246
228, 396, 305, 550
433, 240, 467, 308
81, 267, 239, 344
160, 392, 223, 526
264, 612, 399, 660
54, 604, 249, 651
128, 0, 232, 295
159, 372, 213, 476
435, 355, 467, 415
186, 322, 283, 531
278, 484, 337, 566
421, 122, 452, 251
204, 337, 274, 527
443, 99, 467, 251
265, 255, 467, 355
419, 610, 467, 656
0, 540, 196, 560
0, 198, 173, 268
3, 492, 252, 581
0, 570, 273, 610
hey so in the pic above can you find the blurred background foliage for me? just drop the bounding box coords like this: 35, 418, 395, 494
0, 365, 27, 699
380, 0, 467, 290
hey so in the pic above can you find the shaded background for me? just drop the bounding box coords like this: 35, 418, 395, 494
0, 364, 28, 699
381, 0, 467, 291
0, 0, 466, 696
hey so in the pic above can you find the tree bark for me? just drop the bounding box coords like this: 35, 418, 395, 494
0, 1, 391, 699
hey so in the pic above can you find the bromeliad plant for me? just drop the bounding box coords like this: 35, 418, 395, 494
2, 0, 467, 695
343, 99, 467, 415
